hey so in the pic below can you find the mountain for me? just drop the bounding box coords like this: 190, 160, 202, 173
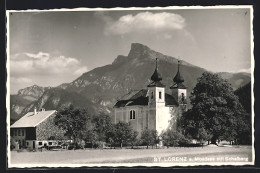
10, 85, 50, 124
10, 43, 251, 123
217, 72, 251, 90
19, 88, 100, 117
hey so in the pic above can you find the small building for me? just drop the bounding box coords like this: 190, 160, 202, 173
10, 108, 65, 150
113, 59, 187, 136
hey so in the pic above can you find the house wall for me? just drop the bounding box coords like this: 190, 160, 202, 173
10, 128, 26, 148
26, 127, 36, 140
36, 113, 65, 141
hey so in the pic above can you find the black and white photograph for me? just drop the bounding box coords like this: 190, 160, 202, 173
6, 6, 254, 167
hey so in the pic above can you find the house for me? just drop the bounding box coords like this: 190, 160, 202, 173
113, 58, 187, 136
10, 108, 65, 150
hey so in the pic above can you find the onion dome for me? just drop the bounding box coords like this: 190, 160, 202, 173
151, 58, 162, 82
173, 60, 184, 83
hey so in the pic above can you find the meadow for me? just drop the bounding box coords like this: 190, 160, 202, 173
10, 145, 253, 166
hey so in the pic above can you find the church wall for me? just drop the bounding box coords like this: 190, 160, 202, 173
148, 108, 156, 130
115, 109, 123, 123
169, 106, 180, 131
155, 103, 172, 135
123, 111, 127, 122
114, 107, 149, 135
114, 102, 182, 137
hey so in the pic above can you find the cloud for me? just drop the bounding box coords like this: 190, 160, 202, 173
74, 67, 88, 75
10, 77, 32, 84
237, 68, 251, 73
10, 52, 88, 76
103, 12, 186, 36
9, 52, 88, 93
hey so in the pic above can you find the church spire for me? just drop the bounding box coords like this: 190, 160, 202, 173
151, 58, 162, 82
173, 60, 184, 84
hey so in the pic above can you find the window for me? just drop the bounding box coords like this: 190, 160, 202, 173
130, 110, 136, 120
151, 92, 154, 99
22, 129, 24, 136
159, 91, 162, 99
15, 130, 17, 136
48, 142, 52, 145
38, 142, 42, 145
26, 142, 29, 146
11, 130, 13, 136
18, 130, 21, 136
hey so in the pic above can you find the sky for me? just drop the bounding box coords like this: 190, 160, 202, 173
8, 7, 252, 94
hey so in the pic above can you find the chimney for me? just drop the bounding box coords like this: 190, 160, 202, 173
34, 107, 37, 115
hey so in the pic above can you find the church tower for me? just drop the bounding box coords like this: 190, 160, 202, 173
170, 60, 187, 110
147, 58, 165, 107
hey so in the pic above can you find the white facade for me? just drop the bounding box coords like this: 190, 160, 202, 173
114, 85, 185, 136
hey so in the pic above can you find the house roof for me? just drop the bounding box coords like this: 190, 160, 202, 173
10, 110, 56, 128
114, 89, 178, 108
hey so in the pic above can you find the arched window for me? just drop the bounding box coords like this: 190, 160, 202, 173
130, 110, 136, 120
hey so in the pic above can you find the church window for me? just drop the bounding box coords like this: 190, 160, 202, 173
159, 91, 162, 99
130, 110, 136, 120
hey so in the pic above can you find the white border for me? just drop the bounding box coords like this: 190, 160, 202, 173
6, 5, 255, 168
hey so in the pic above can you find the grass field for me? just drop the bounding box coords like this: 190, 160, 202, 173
9, 145, 253, 166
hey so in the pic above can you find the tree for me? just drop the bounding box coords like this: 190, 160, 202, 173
141, 129, 158, 149
54, 105, 92, 149
196, 127, 212, 147
181, 72, 248, 144
83, 129, 99, 149
113, 122, 134, 148
128, 131, 139, 149
92, 112, 114, 142
161, 129, 190, 147
234, 82, 252, 145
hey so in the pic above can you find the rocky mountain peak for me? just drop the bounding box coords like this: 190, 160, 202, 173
17, 85, 49, 99
128, 43, 153, 59
112, 55, 128, 65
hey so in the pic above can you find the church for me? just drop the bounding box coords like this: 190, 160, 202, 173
113, 58, 187, 136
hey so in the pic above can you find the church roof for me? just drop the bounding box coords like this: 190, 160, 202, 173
147, 81, 165, 87
114, 89, 178, 108
173, 60, 184, 84
170, 83, 187, 89
150, 58, 162, 82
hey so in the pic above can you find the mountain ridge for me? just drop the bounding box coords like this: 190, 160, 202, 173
10, 43, 251, 123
